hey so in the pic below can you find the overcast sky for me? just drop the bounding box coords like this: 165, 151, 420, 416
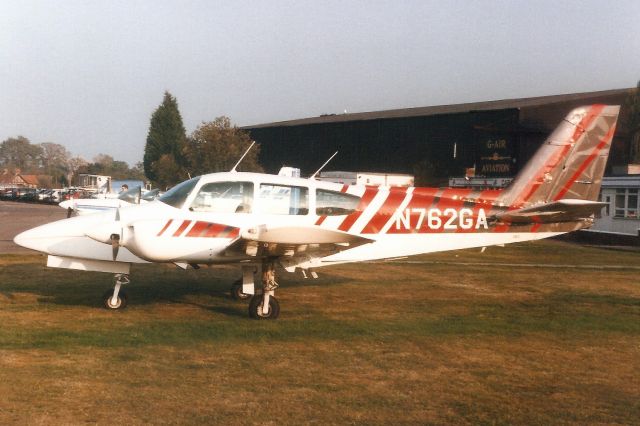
1, 0, 639, 166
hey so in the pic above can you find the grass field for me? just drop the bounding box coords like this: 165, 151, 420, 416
0, 240, 639, 425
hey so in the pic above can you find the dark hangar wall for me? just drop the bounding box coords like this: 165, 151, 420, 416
248, 109, 519, 185
245, 89, 632, 185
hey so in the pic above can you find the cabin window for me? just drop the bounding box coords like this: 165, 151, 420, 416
316, 189, 360, 215
259, 184, 308, 215
190, 182, 253, 213
614, 188, 639, 219
159, 177, 201, 209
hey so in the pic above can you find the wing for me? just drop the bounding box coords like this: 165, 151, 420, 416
224, 225, 373, 270
494, 199, 607, 224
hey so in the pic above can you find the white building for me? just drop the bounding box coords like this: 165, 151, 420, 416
591, 176, 640, 237
318, 171, 414, 187
77, 174, 111, 192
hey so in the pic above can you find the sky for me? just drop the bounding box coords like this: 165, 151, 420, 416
1, 0, 639, 166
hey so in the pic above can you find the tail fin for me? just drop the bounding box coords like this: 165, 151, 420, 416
500, 105, 620, 209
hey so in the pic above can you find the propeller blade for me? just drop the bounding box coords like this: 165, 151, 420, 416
110, 233, 120, 261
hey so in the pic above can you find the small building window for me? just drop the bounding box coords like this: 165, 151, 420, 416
259, 184, 308, 215
614, 188, 639, 219
601, 194, 611, 216
316, 189, 361, 215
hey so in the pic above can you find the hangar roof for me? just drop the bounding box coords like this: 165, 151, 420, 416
244, 88, 632, 129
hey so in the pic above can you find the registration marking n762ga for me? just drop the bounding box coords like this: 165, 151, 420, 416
395, 208, 489, 231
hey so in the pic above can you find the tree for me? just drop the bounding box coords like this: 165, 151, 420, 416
38, 142, 70, 186
143, 91, 187, 183
0, 136, 43, 172
185, 116, 262, 177
152, 154, 184, 189
622, 81, 640, 163
78, 154, 141, 180
66, 156, 88, 186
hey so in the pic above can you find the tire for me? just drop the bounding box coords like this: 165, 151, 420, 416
230, 280, 251, 300
248, 294, 280, 320
103, 289, 128, 310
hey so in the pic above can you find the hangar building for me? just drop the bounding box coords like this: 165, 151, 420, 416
244, 88, 634, 185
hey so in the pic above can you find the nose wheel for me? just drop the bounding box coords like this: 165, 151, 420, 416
103, 274, 129, 310
248, 293, 279, 319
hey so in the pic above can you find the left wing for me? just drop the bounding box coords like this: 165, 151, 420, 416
224, 225, 373, 269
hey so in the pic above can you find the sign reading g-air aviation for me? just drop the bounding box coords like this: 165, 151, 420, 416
14, 105, 620, 319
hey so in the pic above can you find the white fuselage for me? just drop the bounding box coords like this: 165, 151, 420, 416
14, 172, 562, 273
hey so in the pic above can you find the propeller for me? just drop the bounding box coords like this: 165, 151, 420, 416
112, 208, 121, 261
84, 207, 124, 261
110, 233, 120, 260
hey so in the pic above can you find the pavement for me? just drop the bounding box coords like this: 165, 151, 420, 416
0, 201, 67, 254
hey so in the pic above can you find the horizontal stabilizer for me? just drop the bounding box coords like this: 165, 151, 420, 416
494, 199, 607, 224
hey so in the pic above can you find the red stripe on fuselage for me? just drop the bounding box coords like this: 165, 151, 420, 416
315, 215, 327, 226
456, 189, 501, 234
157, 219, 173, 236
361, 187, 407, 234
203, 223, 227, 237
430, 188, 474, 234
172, 220, 192, 237
386, 187, 438, 234
184, 221, 240, 238
337, 187, 378, 232
186, 221, 212, 237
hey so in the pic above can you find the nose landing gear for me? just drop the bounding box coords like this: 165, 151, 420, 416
103, 273, 129, 310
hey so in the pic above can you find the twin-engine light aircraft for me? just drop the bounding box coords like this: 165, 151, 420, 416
14, 105, 620, 319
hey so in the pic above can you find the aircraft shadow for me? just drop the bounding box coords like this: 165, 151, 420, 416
0, 263, 352, 314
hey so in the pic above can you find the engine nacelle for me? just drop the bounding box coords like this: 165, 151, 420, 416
119, 219, 237, 263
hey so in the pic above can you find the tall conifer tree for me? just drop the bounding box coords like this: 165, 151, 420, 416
143, 91, 187, 183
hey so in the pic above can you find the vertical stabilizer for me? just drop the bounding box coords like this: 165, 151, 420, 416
500, 104, 620, 208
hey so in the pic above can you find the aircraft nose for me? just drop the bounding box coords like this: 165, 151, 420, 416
13, 225, 51, 252
13, 218, 85, 254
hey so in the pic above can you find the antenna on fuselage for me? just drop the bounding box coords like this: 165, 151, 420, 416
230, 141, 256, 173
310, 151, 338, 179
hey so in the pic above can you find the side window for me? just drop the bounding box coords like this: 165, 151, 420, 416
601, 194, 611, 216
316, 189, 361, 215
614, 188, 640, 219
190, 182, 253, 213
259, 184, 308, 215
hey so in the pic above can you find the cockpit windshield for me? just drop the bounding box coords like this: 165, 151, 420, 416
141, 188, 160, 201
158, 177, 201, 209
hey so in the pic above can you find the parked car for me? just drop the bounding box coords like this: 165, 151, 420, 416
44, 189, 63, 204
19, 189, 39, 202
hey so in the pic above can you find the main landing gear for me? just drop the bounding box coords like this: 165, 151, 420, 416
103, 273, 129, 310
231, 261, 280, 319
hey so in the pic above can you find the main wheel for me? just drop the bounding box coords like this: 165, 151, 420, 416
103, 289, 128, 310
248, 294, 280, 320
230, 280, 250, 300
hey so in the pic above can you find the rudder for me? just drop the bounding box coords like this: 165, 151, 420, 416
500, 104, 620, 209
